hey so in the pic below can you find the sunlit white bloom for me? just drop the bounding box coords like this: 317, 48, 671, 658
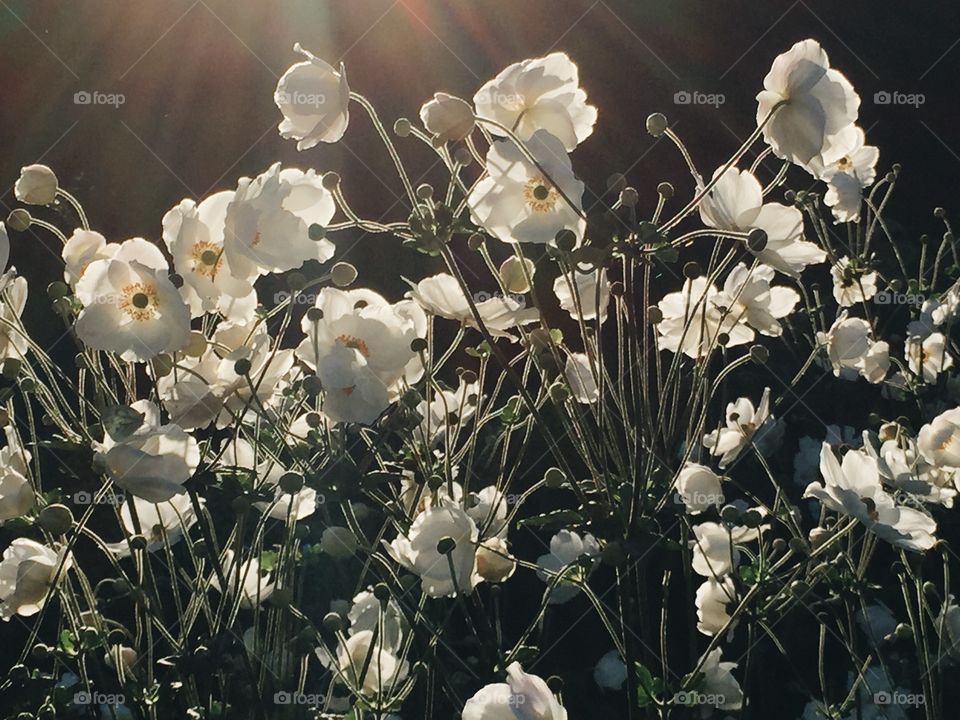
564, 352, 599, 404
809, 126, 879, 223
918, 408, 960, 469
275, 43, 349, 149
475, 536, 516, 584
863, 432, 957, 507
465, 485, 510, 539
831, 256, 878, 306
756, 39, 860, 165
15, 164, 58, 205
699, 166, 826, 277
408, 273, 538, 340
463, 661, 568, 720
698, 648, 744, 711
0, 426, 33, 523
75, 243, 190, 362
162, 192, 257, 320
703, 388, 782, 469
803, 443, 937, 551
105, 494, 199, 558
420, 92, 475, 143
818, 316, 889, 384
656, 277, 754, 359
718, 263, 799, 336
417, 377, 479, 445
499, 256, 536, 294
474, 52, 596, 151
385, 505, 479, 597
62, 230, 117, 288
399, 472, 464, 518
675, 463, 725, 514
553, 266, 610, 321
536, 529, 600, 604
690, 522, 739, 578
347, 588, 406, 653
696, 576, 737, 636
297, 288, 426, 424
468, 130, 585, 245
0, 538, 71, 620
224, 163, 336, 277
0, 223, 8, 275
910, 289, 960, 338
0, 277, 29, 360
594, 651, 627, 691
905, 332, 953, 383
212, 549, 275, 608
318, 629, 408, 699
95, 400, 199, 503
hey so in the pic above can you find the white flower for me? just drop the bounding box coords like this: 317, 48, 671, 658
910, 289, 960, 338
14, 164, 58, 205
0, 538, 71, 620
699, 166, 826, 277
474, 52, 597, 151
803, 443, 937, 551
809, 126, 879, 223
347, 588, 406, 653
918, 408, 960, 469
275, 43, 349, 149
675, 463, 725, 514
0, 277, 28, 360
385, 505, 479, 597
475, 537, 516, 584
466, 485, 510, 539
536, 529, 600, 604
420, 92, 475, 143
703, 388, 781, 469
594, 651, 627, 691
690, 522, 739, 578
656, 277, 754, 359
698, 648, 744, 710
463, 662, 568, 720
553, 266, 610, 321
756, 39, 860, 165
417, 377, 479, 446
408, 273, 538, 340
0, 431, 33, 523
905, 332, 953, 383
62, 230, 117, 288
864, 432, 957, 507
718, 263, 799, 336
95, 400, 200, 503
296, 288, 427, 424
831, 257, 878, 306
818, 316, 889, 384
212, 549, 275, 608
0, 223, 8, 275
696, 576, 737, 636
75, 242, 191, 362
105, 494, 199, 558
318, 630, 408, 699
564, 352, 599, 404
162, 192, 257, 320
224, 163, 336, 277
468, 130, 585, 246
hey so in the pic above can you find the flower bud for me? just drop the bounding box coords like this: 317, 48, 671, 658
15, 165, 58, 205
331, 261, 357, 287
419, 93, 476, 144
6, 209, 31, 232
645, 113, 668, 137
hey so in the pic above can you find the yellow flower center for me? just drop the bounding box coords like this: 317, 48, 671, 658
118, 282, 159, 321
523, 177, 560, 213
191, 241, 224, 278
336, 334, 370, 358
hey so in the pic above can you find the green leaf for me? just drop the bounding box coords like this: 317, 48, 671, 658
58, 629, 77, 657
634, 662, 658, 707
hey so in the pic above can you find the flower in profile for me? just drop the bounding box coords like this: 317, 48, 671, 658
224, 163, 336, 277
675, 463, 724, 514
918, 408, 960, 469
0, 276, 28, 360
463, 662, 568, 720
818, 316, 889, 384
536, 529, 600, 604
718, 263, 799, 336
756, 39, 860, 165
347, 588, 407, 653
275, 43, 349, 149
690, 522, 739, 578
420, 92, 475, 143
499, 256, 535, 294
74, 241, 191, 362
474, 51, 597, 151
94, 400, 200, 503
703, 387, 782, 469
696, 576, 737, 636
296, 288, 426, 424
905, 332, 953, 384
62, 230, 117, 288
14, 164, 58, 205
564, 352, 599, 404
698, 648, 744, 710
475, 537, 516, 584
105, 494, 200, 558
831, 256, 878, 307
803, 443, 937, 551
807, 125, 879, 223
699, 166, 826, 277
468, 130, 585, 246
0, 426, 33, 524
162, 192, 257, 320
211, 549, 276, 608
936, 595, 960, 660
656, 277, 754, 359
0, 538, 71, 620
553, 266, 610, 321
318, 630, 409, 699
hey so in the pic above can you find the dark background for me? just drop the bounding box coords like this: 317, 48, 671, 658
2, 1, 960, 717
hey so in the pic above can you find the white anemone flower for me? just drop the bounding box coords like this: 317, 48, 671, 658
468, 129, 585, 246
347, 588, 407, 653
0, 426, 33, 523
105, 494, 200, 558
417, 376, 480, 446
808, 125, 879, 223
62, 229, 117, 288
696, 576, 738, 636
564, 352, 599, 404
905, 332, 953, 384
221, 437, 317, 521
936, 595, 960, 660
918, 408, 960, 469
756, 39, 860, 166
14, 164, 58, 205
553, 266, 610, 321
718, 263, 799, 336
0, 276, 28, 360
224, 163, 336, 277
162, 192, 257, 320
498, 256, 536, 294
830, 256, 878, 307
275, 43, 349, 149
463, 661, 568, 720
656, 277, 754, 359
703, 388, 782, 469
420, 92, 475, 143
690, 522, 739, 578
212, 549, 275, 608
818, 316, 889, 384
474, 51, 597, 151
698, 648, 744, 711
699, 166, 826, 277
0, 538, 71, 620
675, 463, 725, 514
803, 444, 937, 552
296, 288, 427, 424
317, 630, 408, 699
536, 529, 600, 604
864, 432, 957, 508
95, 400, 200, 503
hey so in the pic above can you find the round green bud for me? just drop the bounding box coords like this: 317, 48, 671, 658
393, 118, 412, 137
38, 504, 73, 534
645, 113, 668, 137
6, 209, 31, 232
331, 262, 357, 288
